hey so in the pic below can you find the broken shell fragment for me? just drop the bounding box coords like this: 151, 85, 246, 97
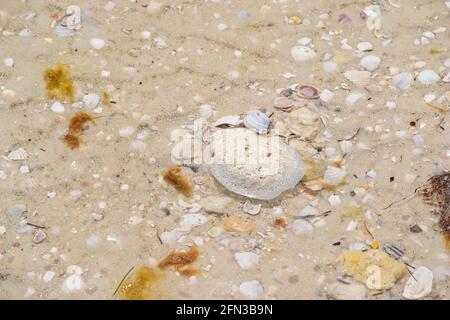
213, 115, 242, 127
360, 55, 380, 72
243, 109, 270, 134
392, 72, 413, 90
7, 147, 28, 161
242, 201, 262, 215
402, 266, 433, 300
290, 46, 317, 62
296, 84, 320, 99
209, 128, 305, 200
323, 166, 347, 186
32, 229, 47, 244
344, 70, 371, 87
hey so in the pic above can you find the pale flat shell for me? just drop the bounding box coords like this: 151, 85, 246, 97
209, 128, 305, 200
213, 115, 242, 127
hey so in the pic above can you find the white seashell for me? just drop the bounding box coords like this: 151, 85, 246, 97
119, 126, 135, 137
346, 92, 364, 105
159, 228, 187, 245
19, 28, 32, 37
290, 45, 317, 62
320, 89, 334, 102
64, 5, 82, 30
296, 37, 311, 45
7, 147, 28, 161
90, 38, 105, 50
51, 102, 65, 113
129, 140, 146, 152
239, 280, 263, 299
323, 60, 337, 73
357, 42, 373, 52
82, 93, 100, 109
32, 229, 47, 244
323, 166, 347, 185
402, 266, 433, 300
209, 128, 305, 200
234, 252, 259, 270
392, 72, 413, 90
417, 70, 440, 85
299, 205, 318, 217
328, 195, 341, 206
242, 201, 261, 215
291, 219, 314, 235
344, 70, 371, 86
214, 115, 241, 127
243, 110, 270, 134
179, 214, 207, 231
360, 55, 380, 72
3, 57, 14, 67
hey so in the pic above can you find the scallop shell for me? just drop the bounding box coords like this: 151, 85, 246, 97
417, 70, 440, 85
7, 147, 28, 161
273, 96, 294, 110
83, 93, 100, 109
243, 109, 270, 134
296, 84, 320, 99
402, 266, 433, 300
209, 128, 305, 200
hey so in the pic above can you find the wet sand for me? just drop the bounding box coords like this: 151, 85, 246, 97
0, 1, 449, 299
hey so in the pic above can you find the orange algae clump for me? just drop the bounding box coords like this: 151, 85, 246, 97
162, 165, 193, 197
158, 246, 199, 269
43, 64, 75, 102
119, 266, 163, 300
63, 112, 96, 149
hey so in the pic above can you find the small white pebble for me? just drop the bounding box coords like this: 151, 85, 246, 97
366, 169, 377, 179
43, 271, 55, 282
19, 165, 30, 174
51, 102, 65, 113
141, 31, 151, 39
227, 70, 240, 79
328, 195, 341, 206
3, 57, 14, 67
90, 38, 105, 50
217, 23, 228, 31
119, 126, 135, 137
0, 225, 6, 235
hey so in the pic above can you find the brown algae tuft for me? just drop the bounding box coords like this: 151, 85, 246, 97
43, 64, 75, 102
420, 172, 450, 239
62, 112, 96, 149
162, 165, 194, 197
118, 266, 163, 300
158, 246, 201, 276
